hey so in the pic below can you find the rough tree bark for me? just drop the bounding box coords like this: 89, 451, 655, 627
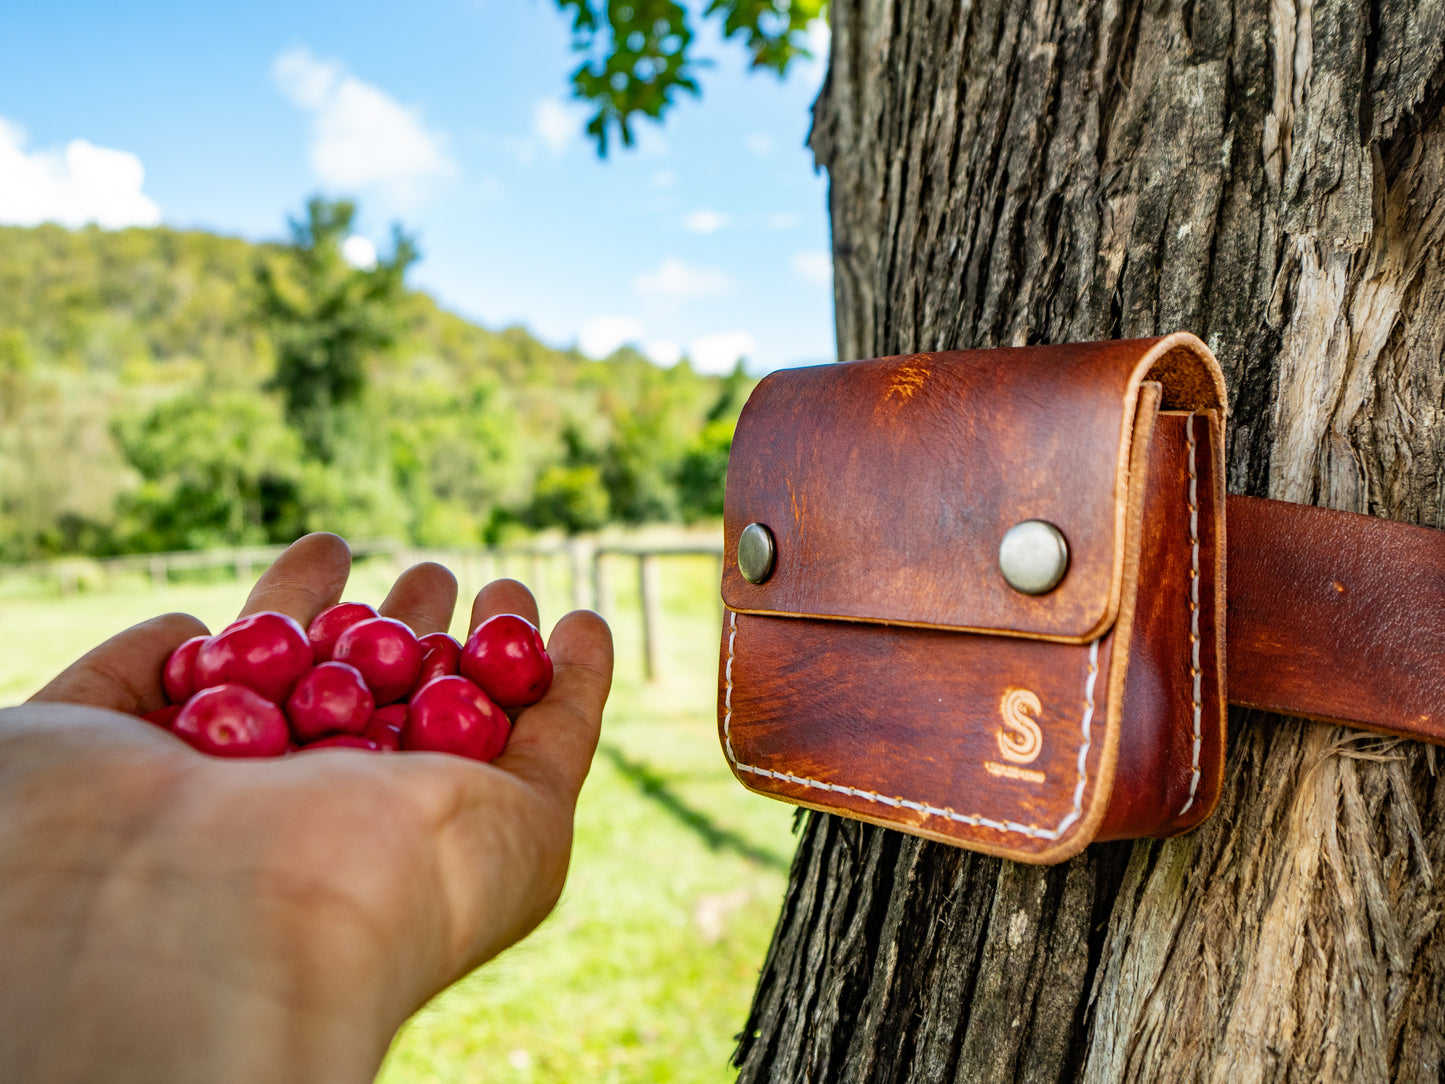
733, 1, 1445, 1080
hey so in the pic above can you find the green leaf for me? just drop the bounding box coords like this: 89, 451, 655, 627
555, 0, 827, 155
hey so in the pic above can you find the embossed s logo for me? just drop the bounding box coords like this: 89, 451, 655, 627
997, 688, 1043, 764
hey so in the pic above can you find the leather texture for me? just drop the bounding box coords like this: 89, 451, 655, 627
1225, 495, 1445, 741
718, 332, 1445, 861
718, 335, 1228, 862
722, 335, 1227, 643
720, 610, 1120, 861
1098, 412, 1224, 840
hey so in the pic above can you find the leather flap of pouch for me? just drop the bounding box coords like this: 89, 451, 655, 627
722, 333, 1227, 643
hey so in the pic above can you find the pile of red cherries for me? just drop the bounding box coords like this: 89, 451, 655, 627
141, 603, 553, 762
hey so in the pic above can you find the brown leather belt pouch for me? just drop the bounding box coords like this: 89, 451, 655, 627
719, 334, 1228, 863
718, 333, 1445, 864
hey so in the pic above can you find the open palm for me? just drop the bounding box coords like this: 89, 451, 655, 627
0, 533, 612, 1083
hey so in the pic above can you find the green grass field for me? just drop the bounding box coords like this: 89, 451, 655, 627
0, 550, 796, 1082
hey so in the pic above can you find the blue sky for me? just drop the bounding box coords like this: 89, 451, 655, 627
0, 1, 835, 373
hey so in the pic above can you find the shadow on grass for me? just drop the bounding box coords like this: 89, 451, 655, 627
598, 743, 791, 873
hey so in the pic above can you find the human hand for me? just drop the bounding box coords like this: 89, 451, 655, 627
0, 533, 612, 1084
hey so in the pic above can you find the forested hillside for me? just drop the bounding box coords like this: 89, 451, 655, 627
0, 217, 747, 560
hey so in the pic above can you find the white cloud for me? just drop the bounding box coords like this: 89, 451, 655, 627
643, 340, 681, 366
273, 49, 336, 109
579, 315, 645, 358
578, 318, 683, 367
684, 209, 728, 234
792, 249, 832, 286
689, 331, 756, 375
633, 257, 733, 300
0, 117, 161, 229
341, 234, 378, 270
273, 48, 453, 204
534, 97, 586, 155
766, 211, 799, 231
745, 132, 775, 156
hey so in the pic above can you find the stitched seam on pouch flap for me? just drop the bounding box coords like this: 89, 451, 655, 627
722, 609, 1101, 842
1178, 412, 1204, 816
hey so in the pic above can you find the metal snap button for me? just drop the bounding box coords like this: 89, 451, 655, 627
999, 520, 1069, 595
738, 523, 776, 584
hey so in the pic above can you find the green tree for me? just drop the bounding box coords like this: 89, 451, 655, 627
0, 216, 746, 557
603, 417, 680, 523
529, 464, 611, 534
255, 197, 417, 460
674, 417, 733, 521
0, 329, 32, 424
674, 360, 753, 521
112, 392, 308, 551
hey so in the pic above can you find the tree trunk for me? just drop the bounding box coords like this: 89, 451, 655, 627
734, 1, 1445, 1080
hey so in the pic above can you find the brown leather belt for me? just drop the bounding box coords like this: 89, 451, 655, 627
1226, 494, 1445, 741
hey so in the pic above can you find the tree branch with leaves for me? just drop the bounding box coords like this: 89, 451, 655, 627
555, 0, 826, 154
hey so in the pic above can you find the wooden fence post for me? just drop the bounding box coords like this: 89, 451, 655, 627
569, 542, 592, 612
592, 550, 610, 616
639, 553, 662, 682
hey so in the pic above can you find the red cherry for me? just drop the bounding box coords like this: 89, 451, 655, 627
307, 602, 380, 664
333, 617, 423, 705
193, 611, 311, 704
362, 725, 402, 752
411, 632, 462, 695
403, 675, 509, 762
460, 614, 553, 708
142, 704, 182, 729
162, 635, 209, 704
298, 734, 383, 752
284, 661, 375, 742
172, 684, 290, 758
362, 704, 407, 751
370, 703, 408, 729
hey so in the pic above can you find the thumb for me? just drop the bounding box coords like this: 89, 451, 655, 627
377, 610, 613, 984
491, 609, 613, 803
29, 613, 208, 715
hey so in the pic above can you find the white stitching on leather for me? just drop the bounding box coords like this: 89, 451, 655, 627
1178, 413, 1204, 816
722, 609, 1102, 842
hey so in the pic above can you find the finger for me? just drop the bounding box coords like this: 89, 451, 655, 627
370, 612, 612, 989
29, 612, 208, 714
379, 562, 459, 636
238, 533, 352, 628
490, 609, 612, 802
374, 749, 579, 989
0, 702, 183, 768
468, 578, 541, 636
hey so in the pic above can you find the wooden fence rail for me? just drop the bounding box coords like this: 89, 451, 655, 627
0, 538, 727, 683
0, 540, 406, 595
399, 541, 727, 682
